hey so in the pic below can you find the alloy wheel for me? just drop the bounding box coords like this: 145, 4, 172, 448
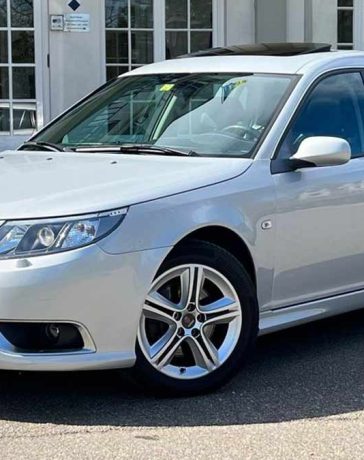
138, 264, 243, 380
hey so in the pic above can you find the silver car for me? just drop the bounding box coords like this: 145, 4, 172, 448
0, 43, 362, 395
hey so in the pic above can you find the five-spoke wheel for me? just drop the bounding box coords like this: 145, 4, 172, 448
134, 241, 258, 395
138, 264, 242, 379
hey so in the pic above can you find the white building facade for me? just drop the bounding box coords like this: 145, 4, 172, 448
0, 0, 360, 150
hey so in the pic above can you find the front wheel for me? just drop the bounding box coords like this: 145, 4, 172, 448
133, 240, 258, 396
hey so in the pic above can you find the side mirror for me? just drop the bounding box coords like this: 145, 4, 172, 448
290, 136, 351, 168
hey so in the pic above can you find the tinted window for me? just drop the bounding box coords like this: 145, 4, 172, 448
279, 73, 364, 160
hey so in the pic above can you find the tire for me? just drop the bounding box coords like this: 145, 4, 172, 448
133, 240, 259, 396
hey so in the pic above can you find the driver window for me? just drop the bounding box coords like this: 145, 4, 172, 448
279, 72, 364, 160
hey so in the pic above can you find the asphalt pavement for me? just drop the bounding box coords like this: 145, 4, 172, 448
1, 309, 364, 459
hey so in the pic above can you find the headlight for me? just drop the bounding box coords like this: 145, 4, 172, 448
0, 208, 127, 259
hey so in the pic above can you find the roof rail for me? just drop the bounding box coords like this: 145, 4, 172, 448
179, 43, 332, 58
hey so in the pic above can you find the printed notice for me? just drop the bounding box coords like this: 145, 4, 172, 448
64, 13, 90, 32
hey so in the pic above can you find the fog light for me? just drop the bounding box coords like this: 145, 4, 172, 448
45, 323, 60, 343
38, 226, 55, 247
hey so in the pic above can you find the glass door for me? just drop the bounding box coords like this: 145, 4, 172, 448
105, 0, 155, 80
0, 0, 37, 137
337, 0, 354, 49
165, 0, 213, 59
105, 0, 223, 81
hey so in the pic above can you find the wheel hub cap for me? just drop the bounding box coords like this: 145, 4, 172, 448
181, 313, 196, 329
138, 264, 242, 380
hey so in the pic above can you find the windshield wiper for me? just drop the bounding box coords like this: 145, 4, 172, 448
74, 144, 199, 156
19, 141, 66, 152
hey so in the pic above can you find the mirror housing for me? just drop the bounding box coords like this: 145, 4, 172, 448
290, 136, 351, 168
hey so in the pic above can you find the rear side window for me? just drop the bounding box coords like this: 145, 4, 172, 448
278, 72, 364, 160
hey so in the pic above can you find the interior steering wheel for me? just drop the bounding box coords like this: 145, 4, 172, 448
222, 124, 260, 142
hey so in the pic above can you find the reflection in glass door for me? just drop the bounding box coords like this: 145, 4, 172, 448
165, 0, 213, 59
105, 0, 154, 80
337, 0, 354, 49
0, 0, 36, 136
105, 0, 219, 81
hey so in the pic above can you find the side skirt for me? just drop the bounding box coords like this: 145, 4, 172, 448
259, 288, 364, 336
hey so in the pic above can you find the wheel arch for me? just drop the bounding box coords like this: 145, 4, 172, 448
169, 225, 257, 288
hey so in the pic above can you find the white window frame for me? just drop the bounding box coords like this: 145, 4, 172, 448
162, 0, 224, 60
105, 0, 156, 77
0, 0, 39, 136
0, 0, 47, 137
337, 0, 354, 49
105, 0, 225, 79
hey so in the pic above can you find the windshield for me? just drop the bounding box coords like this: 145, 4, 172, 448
33, 73, 294, 158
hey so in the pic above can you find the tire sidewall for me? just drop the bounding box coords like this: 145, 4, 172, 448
134, 240, 258, 396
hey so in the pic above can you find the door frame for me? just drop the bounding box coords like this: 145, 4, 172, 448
152, 0, 226, 63
34, 0, 50, 128
354, 0, 364, 49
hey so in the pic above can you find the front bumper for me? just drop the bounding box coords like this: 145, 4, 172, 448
0, 244, 171, 371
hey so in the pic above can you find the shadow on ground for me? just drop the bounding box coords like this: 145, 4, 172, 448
0, 309, 364, 427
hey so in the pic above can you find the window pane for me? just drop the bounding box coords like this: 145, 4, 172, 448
191, 0, 212, 29
338, 44, 353, 50
338, 0, 353, 6
106, 31, 128, 64
279, 73, 364, 159
166, 0, 187, 28
191, 31, 212, 53
34, 74, 293, 158
0, 106, 10, 133
131, 0, 153, 28
13, 102, 36, 133
166, 31, 187, 59
0, 31, 8, 63
338, 9, 353, 43
106, 65, 128, 81
13, 67, 35, 98
105, 0, 128, 28
0, 0, 6, 27
0, 67, 9, 98
12, 31, 35, 63
11, 0, 33, 28
131, 31, 153, 64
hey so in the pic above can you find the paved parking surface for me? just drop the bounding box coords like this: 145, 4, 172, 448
1, 310, 364, 459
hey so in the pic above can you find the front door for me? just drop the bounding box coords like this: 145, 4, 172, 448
271, 71, 364, 309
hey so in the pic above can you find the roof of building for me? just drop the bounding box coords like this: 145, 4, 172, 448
125, 48, 364, 78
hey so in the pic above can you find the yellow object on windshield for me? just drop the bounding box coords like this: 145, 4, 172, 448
160, 83, 175, 92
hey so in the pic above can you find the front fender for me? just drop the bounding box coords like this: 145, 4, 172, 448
98, 162, 277, 309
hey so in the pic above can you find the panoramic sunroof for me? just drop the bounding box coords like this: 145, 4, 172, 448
181, 43, 332, 58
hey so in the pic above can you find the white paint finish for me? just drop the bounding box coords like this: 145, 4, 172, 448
259, 288, 364, 335
0, 243, 171, 369
0, 151, 252, 219
153, 0, 166, 62
354, 0, 364, 50
124, 53, 326, 76
273, 156, 364, 308
3, 49, 364, 372
126, 51, 364, 78
255, 0, 286, 43
48, 0, 106, 119
225, 0, 255, 45
310, 0, 337, 45
291, 137, 351, 166
286, 0, 305, 42
213, 0, 226, 47
34, 0, 50, 129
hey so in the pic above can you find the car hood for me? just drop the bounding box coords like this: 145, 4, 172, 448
0, 151, 253, 219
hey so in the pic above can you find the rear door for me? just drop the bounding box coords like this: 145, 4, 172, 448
271, 71, 364, 309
